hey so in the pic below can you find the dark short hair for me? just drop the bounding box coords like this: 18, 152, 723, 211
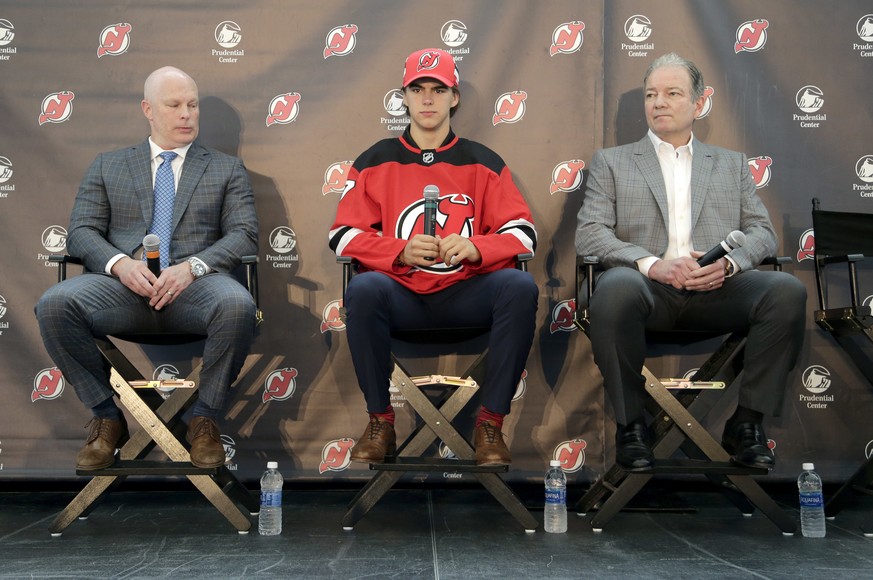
644, 53, 705, 101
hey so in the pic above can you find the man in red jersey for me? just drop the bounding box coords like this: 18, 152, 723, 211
328, 49, 537, 465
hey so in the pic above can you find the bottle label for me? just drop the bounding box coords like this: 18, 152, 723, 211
261, 490, 282, 507
545, 489, 566, 504
799, 491, 823, 508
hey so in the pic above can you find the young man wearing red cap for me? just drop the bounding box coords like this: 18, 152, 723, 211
328, 48, 538, 465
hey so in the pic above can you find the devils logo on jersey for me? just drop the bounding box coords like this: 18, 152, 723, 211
395, 193, 475, 274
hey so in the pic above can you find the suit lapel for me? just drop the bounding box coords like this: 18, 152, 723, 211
172, 142, 209, 232
129, 140, 154, 226
632, 136, 669, 225
690, 138, 713, 227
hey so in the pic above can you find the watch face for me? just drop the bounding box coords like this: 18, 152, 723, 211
190, 259, 206, 277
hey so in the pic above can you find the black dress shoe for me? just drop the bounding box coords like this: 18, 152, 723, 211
615, 420, 654, 471
722, 421, 775, 469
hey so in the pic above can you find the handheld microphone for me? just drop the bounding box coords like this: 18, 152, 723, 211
423, 185, 439, 261
143, 234, 161, 276
697, 230, 745, 267
423, 184, 439, 237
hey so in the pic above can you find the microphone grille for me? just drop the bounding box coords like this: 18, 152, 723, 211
423, 184, 440, 200
143, 234, 160, 252
726, 230, 746, 249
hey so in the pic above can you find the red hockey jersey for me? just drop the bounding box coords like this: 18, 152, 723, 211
329, 129, 536, 294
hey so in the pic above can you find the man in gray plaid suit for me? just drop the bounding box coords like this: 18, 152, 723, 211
576, 53, 806, 472
36, 66, 258, 470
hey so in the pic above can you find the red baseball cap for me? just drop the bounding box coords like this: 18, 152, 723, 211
402, 48, 459, 88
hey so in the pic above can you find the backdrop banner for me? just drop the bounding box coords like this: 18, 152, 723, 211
1, 0, 871, 487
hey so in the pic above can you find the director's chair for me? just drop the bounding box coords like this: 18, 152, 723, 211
338, 255, 539, 533
47, 254, 261, 536
572, 255, 797, 534
810, 197, 873, 534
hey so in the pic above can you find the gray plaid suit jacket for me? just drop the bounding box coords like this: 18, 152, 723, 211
67, 139, 257, 273
576, 136, 777, 272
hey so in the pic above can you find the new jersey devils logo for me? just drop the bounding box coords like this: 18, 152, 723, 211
492, 91, 528, 125
734, 19, 769, 53
550, 160, 586, 194
549, 21, 585, 56
319, 438, 354, 473
323, 161, 353, 195
554, 439, 587, 473
323, 24, 358, 59
266, 93, 301, 127
32, 367, 65, 402
39, 91, 75, 125
748, 156, 773, 188
97, 23, 132, 58
320, 299, 346, 333
263, 368, 298, 402
550, 299, 577, 334
797, 228, 814, 262
395, 193, 475, 273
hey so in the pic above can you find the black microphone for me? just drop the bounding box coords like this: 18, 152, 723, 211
697, 230, 746, 266
423, 184, 439, 237
143, 234, 161, 276
423, 185, 439, 261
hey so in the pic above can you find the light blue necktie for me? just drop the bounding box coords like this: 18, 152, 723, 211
148, 151, 178, 269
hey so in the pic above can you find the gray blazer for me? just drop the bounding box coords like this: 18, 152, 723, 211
67, 139, 258, 274
576, 136, 777, 272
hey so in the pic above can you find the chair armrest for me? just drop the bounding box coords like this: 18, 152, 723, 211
760, 256, 791, 272
49, 254, 83, 283
241, 256, 260, 322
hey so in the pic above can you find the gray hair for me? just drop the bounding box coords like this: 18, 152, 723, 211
644, 53, 705, 101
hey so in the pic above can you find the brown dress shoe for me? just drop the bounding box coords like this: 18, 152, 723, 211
350, 416, 396, 463
76, 416, 130, 470
474, 420, 511, 466
186, 416, 226, 468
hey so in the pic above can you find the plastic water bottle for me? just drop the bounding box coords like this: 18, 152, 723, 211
544, 459, 568, 533
258, 461, 283, 536
798, 462, 826, 538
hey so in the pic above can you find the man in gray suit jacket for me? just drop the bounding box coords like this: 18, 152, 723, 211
576, 53, 806, 471
36, 67, 258, 470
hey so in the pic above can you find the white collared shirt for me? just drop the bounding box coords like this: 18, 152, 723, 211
636, 130, 694, 277
104, 139, 194, 273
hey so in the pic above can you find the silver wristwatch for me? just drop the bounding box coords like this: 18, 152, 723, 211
187, 257, 209, 278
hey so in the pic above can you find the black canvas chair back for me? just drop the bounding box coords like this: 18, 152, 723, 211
810, 198, 873, 531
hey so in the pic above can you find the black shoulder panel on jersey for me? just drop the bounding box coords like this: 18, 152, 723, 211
441, 138, 507, 175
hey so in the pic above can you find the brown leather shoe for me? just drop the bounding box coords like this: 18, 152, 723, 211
350, 416, 396, 463
186, 416, 226, 468
76, 416, 130, 470
474, 420, 511, 466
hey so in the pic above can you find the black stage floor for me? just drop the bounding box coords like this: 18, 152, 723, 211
2, 481, 872, 579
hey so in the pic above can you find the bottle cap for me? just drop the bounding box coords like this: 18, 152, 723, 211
802, 462, 814, 471
549, 460, 561, 467
267, 461, 278, 469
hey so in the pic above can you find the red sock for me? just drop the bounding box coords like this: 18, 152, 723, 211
370, 405, 395, 426
476, 407, 505, 429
